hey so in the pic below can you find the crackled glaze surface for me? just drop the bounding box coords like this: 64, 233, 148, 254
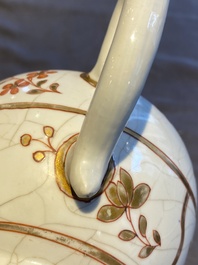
0, 70, 196, 265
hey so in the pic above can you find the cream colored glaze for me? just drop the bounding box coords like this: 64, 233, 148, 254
0, 70, 196, 265
0, 0, 196, 264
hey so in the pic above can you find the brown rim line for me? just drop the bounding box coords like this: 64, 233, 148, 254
124, 127, 196, 210
0, 222, 125, 265
0, 102, 87, 115
172, 193, 189, 265
0, 102, 196, 208
80, 72, 97, 87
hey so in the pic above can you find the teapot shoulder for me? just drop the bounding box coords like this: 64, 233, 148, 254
0, 70, 95, 109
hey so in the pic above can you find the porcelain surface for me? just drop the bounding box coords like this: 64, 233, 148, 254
68, 0, 171, 197
0, 70, 196, 265
0, 0, 196, 264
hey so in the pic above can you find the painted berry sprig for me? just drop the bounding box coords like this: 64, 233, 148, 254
20, 126, 57, 162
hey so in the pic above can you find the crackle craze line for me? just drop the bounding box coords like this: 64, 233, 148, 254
0, 102, 195, 208
124, 127, 196, 210
172, 192, 189, 265
80, 77, 196, 207
0, 222, 125, 265
124, 128, 195, 265
0, 102, 196, 264
0, 102, 87, 116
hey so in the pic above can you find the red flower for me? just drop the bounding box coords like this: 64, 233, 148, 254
0, 79, 30, 96
0, 70, 58, 96
27, 70, 57, 80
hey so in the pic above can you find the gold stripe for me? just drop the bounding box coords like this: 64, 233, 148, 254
55, 134, 79, 198
1, 103, 195, 208
0, 222, 125, 265
0, 102, 87, 115
80, 72, 97, 87
55, 134, 115, 202
1, 102, 196, 263
0, 102, 196, 208
124, 127, 196, 210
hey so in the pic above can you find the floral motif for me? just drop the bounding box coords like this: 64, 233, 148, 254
20, 128, 115, 201
20, 126, 56, 162
0, 79, 30, 95
26, 70, 55, 79
0, 70, 60, 96
97, 168, 161, 259
20, 126, 161, 259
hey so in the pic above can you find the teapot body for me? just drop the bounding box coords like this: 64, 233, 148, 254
0, 70, 196, 265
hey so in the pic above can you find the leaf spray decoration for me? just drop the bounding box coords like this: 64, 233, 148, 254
97, 168, 161, 259
20, 127, 161, 259
0, 71, 60, 96
20, 126, 57, 162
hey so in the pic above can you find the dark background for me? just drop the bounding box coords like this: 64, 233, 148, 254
0, 0, 197, 263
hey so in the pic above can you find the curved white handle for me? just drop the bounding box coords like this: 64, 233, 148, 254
67, 0, 169, 198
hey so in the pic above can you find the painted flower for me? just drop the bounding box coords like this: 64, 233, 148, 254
27, 70, 57, 80
0, 70, 60, 96
0, 79, 30, 96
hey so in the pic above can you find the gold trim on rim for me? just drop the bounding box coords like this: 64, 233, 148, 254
55, 134, 115, 202
80, 72, 97, 87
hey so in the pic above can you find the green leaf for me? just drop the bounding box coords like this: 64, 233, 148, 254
153, 230, 161, 246
106, 182, 123, 207
118, 230, 136, 241
37, 80, 47, 87
97, 205, 125, 222
27, 89, 44, 94
50, 82, 59, 91
139, 246, 155, 259
117, 181, 128, 206
139, 215, 147, 237
131, 183, 151, 209
120, 168, 134, 204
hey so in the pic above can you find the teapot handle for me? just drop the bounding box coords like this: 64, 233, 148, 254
88, 0, 125, 82
67, 0, 170, 198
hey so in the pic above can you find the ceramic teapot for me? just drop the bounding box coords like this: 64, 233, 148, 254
0, 0, 196, 264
